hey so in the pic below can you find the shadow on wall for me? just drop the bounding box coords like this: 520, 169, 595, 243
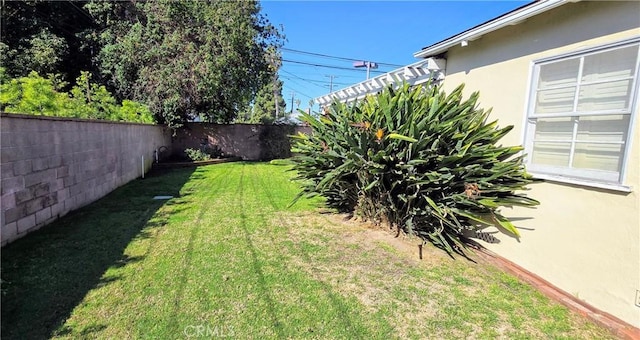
171, 123, 310, 161
0, 167, 196, 339
258, 124, 299, 160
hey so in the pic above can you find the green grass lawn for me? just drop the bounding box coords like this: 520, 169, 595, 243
1, 162, 614, 339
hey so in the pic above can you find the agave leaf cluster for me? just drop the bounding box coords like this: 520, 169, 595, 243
291, 82, 538, 256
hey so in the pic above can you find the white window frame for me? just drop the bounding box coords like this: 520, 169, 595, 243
523, 37, 640, 192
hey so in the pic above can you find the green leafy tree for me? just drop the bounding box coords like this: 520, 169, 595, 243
68, 71, 119, 119
0, 71, 66, 115
117, 100, 154, 123
24, 29, 68, 76
0, 70, 153, 123
86, 0, 284, 128
239, 79, 286, 124
0, 1, 97, 83
291, 82, 539, 256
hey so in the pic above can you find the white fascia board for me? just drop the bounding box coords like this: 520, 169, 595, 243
413, 0, 569, 58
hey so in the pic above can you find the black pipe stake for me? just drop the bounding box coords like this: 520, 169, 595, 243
418, 244, 423, 260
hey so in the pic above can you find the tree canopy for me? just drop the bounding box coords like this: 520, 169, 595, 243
0, 1, 98, 82
0, 68, 154, 123
1, 0, 285, 127
238, 79, 286, 124
85, 0, 284, 127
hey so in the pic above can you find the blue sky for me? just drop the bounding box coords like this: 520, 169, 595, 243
259, 0, 530, 112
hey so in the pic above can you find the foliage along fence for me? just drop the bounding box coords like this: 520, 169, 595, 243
172, 123, 311, 161
291, 82, 539, 256
0, 70, 154, 124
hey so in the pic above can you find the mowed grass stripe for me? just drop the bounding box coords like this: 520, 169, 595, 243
1, 163, 616, 339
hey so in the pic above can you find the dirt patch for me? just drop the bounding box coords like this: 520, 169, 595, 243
266, 211, 466, 338
261, 210, 616, 339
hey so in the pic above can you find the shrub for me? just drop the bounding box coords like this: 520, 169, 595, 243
184, 148, 212, 162
0, 68, 155, 124
291, 82, 539, 256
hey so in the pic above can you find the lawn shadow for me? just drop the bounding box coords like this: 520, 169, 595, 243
0, 167, 196, 340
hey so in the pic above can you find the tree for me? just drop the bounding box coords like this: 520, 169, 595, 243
0, 68, 154, 123
86, 0, 284, 128
0, 1, 98, 84
238, 78, 286, 124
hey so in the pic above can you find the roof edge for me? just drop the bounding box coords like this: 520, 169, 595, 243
413, 0, 571, 58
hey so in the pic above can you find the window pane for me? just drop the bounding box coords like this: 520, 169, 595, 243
538, 59, 579, 89
573, 142, 624, 172
534, 117, 574, 141
535, 87, 576, 113
582, 45, 639, 83
576, 115, 630, 142
577, 79, 633, 112
531, 142, 571, 166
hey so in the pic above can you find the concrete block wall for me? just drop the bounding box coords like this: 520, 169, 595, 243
0, 113, 171, 246
172, 123, 311, 161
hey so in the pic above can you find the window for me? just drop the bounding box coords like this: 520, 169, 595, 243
524, 39, 640, 187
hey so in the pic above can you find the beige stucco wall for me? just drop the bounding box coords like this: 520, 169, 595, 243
439, 1, 640, 327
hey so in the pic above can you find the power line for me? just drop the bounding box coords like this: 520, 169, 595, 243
278, 70, 316, 98
67, 1, 96, 25
282, 47, 405, 68
281, 70, 353, 89
282, 59, 387, 74
280, 76, 318, 97
281, 71, 365, 80
281, 70, 326, 90
283, 85, 313, 101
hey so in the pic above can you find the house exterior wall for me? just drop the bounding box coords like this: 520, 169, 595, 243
439, 1, 640, 327
0, 114, 172, 246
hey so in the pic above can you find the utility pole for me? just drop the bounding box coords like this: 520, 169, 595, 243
267, 51, 281, 120
290, 91, 295, 114
353, 61, 378, 80
325, 75, 338, 93
273, 74, 279, 119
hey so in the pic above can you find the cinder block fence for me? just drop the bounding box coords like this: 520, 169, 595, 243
0, 113, 171, 246
0, 114, 310, 246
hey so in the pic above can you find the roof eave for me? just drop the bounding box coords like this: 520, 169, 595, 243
413, 0, 571, 59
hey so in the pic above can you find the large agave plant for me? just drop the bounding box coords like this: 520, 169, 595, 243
291, 82, 538, 256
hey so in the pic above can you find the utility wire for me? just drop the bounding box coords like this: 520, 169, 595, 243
281, 70, 353, 90
282, 85, 313, 100
281, 72, 352, 86
281, 70, 327, 90
67, 1, 96, 25
279, 72, 317, 98
282, 59, 387, 74
282, 47, 405, 68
